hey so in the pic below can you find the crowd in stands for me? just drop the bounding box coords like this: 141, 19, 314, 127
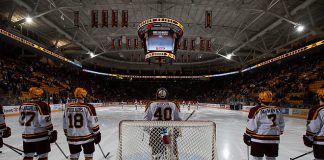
0, 50, 323, 109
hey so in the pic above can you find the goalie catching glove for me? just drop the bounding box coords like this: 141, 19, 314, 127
303, 135, 313, 148
243, 133, 251, 146
94, 132, 101, 144
48, 130, 57, 143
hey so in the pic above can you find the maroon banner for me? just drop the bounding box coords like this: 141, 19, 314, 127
134, 39, 138, 49
111, 39, 115, 49
205, 11, 212, 28
112, 10, 118, 27
102, 10, 108, 28
122, 10, 128, 27
126, 39, 130, 49
200, 39, 205, 50
190, 39, 195, 50
91, 10, 98, 28
74, 11, 79, 27
183, 39, 188, 50
206, 40, 211, 51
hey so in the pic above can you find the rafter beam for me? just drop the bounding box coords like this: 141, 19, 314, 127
232, 0, 317, 54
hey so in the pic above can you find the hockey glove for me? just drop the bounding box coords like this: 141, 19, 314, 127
0, 138, 3, 148
2, 127, 11, 138
243, 133, 252, 146
94, 132, 101, 144
49, 130, 58, 143
303, 135, 313, 148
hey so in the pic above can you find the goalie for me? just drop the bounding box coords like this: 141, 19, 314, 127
144, 88, 182, 160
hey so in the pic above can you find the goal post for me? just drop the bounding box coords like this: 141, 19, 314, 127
116, 120, 216, 160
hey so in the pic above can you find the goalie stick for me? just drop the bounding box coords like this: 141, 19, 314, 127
290, 151, 313, 160
185, 110, 196, 121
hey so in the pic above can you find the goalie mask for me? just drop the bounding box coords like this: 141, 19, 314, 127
156, 88, 168, 99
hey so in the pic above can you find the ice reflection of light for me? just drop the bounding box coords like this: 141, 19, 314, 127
222, 143, 230, 159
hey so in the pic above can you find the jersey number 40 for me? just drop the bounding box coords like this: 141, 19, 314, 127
154, 107, 172, 121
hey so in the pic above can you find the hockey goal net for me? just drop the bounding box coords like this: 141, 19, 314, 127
116, 120, 216, 160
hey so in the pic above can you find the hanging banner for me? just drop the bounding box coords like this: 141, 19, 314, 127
102, 10, 108, 28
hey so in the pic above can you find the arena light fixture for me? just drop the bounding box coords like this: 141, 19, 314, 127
225, 53, 233, 60
25, 16, 33, 23
87, 51, 95, 58
295, 24, 305, 32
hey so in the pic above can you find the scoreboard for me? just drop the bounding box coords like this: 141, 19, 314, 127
138, 18, 183, 64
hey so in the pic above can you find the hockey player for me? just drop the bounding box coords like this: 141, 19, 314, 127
144, 88, 182, 160
0, 104, 11, 150
188, 101, 191, 111
243, 91, 285, 160
63, 88, 101, 160
304, 88, 324, 160
19, 87, 57, 160
135, 99, 138, 110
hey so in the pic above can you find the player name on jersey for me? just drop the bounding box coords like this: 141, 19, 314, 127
66, 107, 84, 112
20, 105, 38, 112
260, 108, 281, 114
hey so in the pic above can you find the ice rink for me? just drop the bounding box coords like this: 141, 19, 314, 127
0, 105, 314, 160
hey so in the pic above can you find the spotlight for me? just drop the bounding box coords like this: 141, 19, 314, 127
295, 24, 305, 32
87, 51, 95, 58
25, 16, 33, 23
225, 53, 233, 60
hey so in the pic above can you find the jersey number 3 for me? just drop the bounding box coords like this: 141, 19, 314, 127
267, 114, 277, 127
154, 107, 172, 121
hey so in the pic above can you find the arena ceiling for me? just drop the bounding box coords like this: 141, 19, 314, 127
0, 0, 324, 72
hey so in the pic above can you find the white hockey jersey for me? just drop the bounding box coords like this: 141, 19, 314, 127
144, 101, 182, 121
306, 105, 324, 145
0, 105, 6, 138
19, 101, 53, 142
245, 105, 285, 144
63, 103, 100, 145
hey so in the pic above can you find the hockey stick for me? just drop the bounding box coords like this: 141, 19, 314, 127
247, 145, 250, 160
3, 143, 23, 156
55, 142, 68, 159
98, 143, 110, 158
290, 151, 313, 160
185, 110, 196, 121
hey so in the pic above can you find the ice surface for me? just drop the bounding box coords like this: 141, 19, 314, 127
0, 105, 313, 160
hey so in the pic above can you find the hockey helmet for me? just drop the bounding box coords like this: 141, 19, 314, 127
74, 87, 88, 98
156, 88, 168, 99
317, 88, 324, 100
29, 87, 44, 98
258, 91, 273, 103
